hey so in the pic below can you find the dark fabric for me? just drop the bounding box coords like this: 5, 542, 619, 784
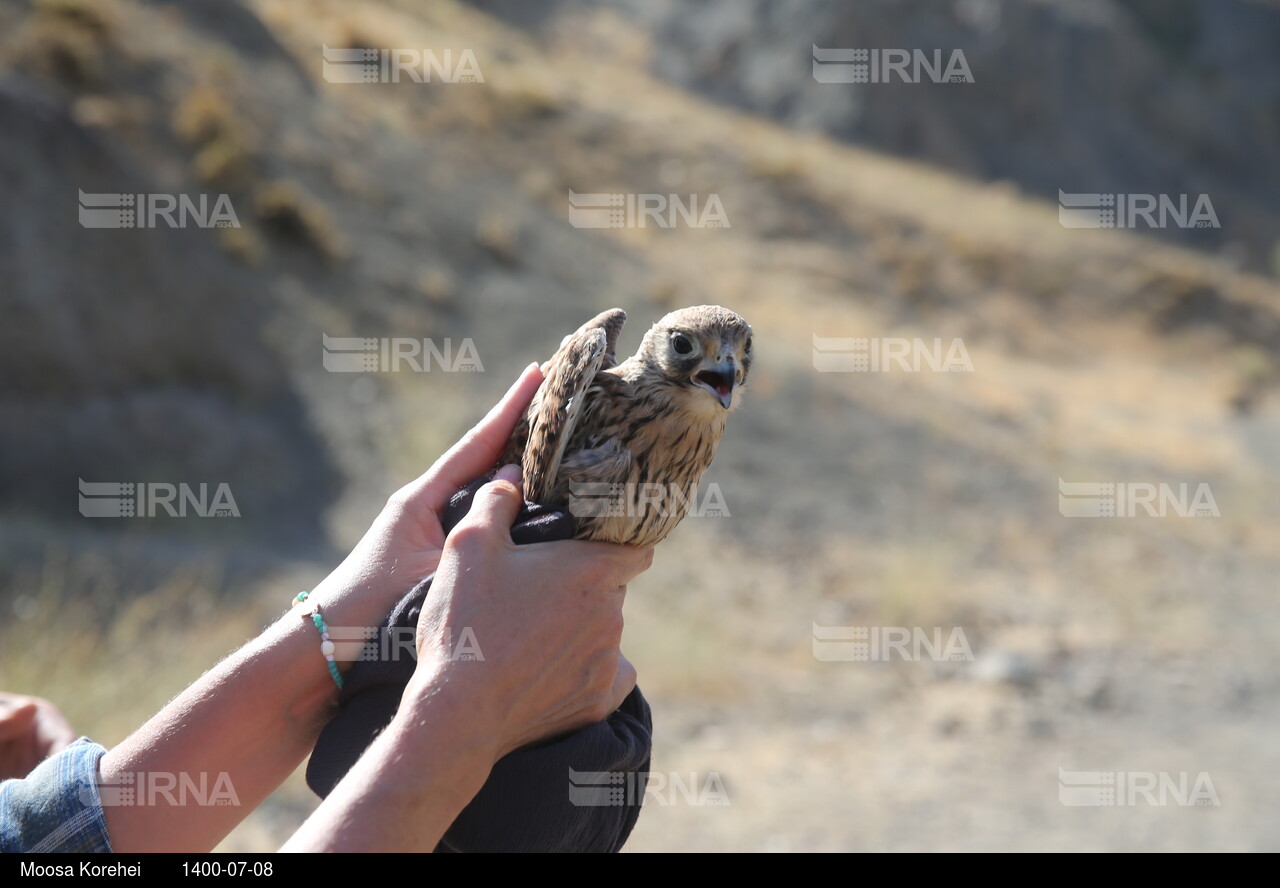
307, 477, 652, 853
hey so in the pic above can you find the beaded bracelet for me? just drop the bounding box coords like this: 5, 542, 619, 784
292, 591, 344, 690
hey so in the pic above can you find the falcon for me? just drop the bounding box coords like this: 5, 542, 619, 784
499, 305, 752, 547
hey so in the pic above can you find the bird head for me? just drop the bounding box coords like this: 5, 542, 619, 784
640, 305, 753, 412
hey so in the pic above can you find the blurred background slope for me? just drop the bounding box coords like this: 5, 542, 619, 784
0, 0, 1277, 851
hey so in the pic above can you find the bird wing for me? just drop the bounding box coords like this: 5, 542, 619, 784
521, 308, 627, 504
592, 307, 626, 370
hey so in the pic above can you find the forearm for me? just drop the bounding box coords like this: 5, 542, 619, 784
281, 675, 497, 852
100, 574, 407, 853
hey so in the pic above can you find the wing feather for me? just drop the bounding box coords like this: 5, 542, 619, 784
522, 309, 626, 503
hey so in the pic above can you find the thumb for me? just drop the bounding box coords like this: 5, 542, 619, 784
457, 464, 525, 540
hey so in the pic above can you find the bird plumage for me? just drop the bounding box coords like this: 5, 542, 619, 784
500, 305, 752, 547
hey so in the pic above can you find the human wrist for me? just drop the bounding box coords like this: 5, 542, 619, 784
398, 666, 503, 769
283, 679, 496, 852
385, 673, 500, 815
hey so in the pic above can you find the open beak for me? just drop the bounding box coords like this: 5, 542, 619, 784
694, 361, 736, 409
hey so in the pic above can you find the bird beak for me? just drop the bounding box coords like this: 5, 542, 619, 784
694, 361, 736, 409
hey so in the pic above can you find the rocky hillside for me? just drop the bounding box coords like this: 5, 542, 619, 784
474, 0, 1280, 272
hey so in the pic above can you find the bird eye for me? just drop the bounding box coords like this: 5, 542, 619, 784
672, 334, 694, 355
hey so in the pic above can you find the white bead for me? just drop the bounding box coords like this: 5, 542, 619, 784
320, 640, 336, 656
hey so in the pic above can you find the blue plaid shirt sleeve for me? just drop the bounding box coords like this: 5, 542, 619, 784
0, 738, 112, 853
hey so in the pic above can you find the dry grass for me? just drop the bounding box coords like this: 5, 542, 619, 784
173, 85, 259, 189
253, 180, 347, 262
7, 0, 117, 90
0, 543, 265, 746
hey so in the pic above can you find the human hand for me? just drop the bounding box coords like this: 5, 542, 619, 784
408, 465, 651, 762
308, 363, 548, 625
0, 692, 77, 780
